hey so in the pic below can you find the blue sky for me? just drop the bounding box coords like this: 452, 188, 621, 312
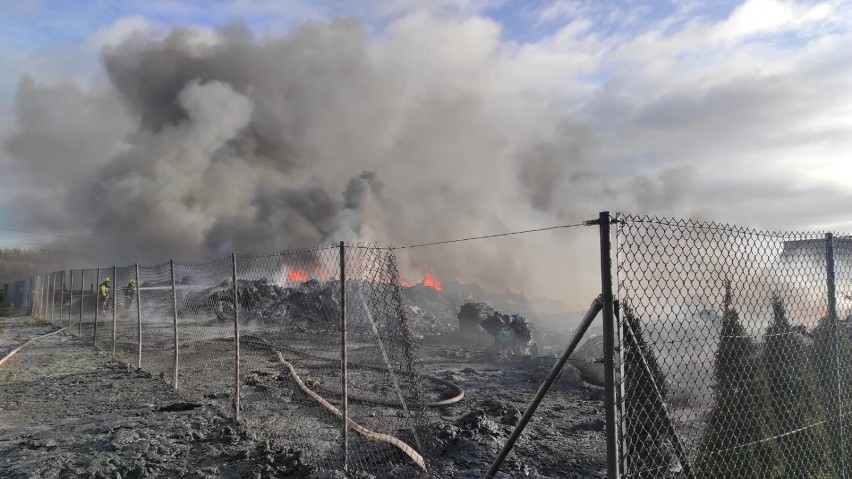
0, 1, 775, 55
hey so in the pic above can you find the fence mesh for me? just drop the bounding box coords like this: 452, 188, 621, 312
111, 265, 137, 366
341, 246, 427, 475
3, 246, 437, 475
138, 262, 175, 384
173, 257, 236, 418
232, 247, 343, 471
95, 268, 114, 352
1, 278, 32, 312
79, 269, 97, 345
6, 222, 626, 477
615, 214, 852, 478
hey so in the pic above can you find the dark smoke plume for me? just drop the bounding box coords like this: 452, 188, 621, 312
1, 15, 680, 300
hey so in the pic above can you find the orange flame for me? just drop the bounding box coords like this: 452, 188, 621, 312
423, 270, 443, 292
287, 269, 309, 282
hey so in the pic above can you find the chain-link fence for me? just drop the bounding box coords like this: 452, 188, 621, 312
616, 214, 852, 478
2, 222, 616, 478
9, 245, 434, 476
26, 212, 851, 477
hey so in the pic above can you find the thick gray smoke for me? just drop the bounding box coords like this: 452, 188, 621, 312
1, 16, 680, 300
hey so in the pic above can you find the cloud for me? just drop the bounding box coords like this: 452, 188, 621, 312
711, 0, 834, 43
88, 16, 159, 50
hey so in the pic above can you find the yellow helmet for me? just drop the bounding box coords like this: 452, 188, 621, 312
104, 277, 111, 283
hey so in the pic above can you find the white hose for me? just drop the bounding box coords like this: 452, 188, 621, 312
0, 327, 66, 368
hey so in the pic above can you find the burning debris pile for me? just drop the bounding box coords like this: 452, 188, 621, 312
401, 284, 463, 337
204, 278, 340, 323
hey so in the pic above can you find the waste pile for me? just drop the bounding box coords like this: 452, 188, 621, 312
400, 284, 461, 337
200, 278, 340, 324
458, 302, 539, 356
403, 304, 458, 338
456, 302, 495, 335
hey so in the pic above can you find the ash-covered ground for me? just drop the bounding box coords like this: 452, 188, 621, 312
1, 282, 607, 478
0, 315, 318, 479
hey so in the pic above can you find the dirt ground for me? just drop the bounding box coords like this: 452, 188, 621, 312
0, 314, 606, 478
0, 315, 315, 479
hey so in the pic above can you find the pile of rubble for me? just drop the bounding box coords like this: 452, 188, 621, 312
403, 305, 457, 338
204, 279, 340, 324
458, 302, 539, 356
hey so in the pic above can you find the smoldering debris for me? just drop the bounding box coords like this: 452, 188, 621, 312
187, 278, 340, 324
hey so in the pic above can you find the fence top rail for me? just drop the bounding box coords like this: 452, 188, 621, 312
617, 213, 851, 240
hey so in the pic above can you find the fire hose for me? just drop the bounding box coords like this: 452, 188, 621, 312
239, 334, 465, 408
276, 350, 427, 471
0, 327, 66, 368
235, 334, 436, 472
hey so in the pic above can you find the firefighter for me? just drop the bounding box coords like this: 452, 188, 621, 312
510, 314, 531, 342
123, 278, 137, 310
98, 277, 111, 312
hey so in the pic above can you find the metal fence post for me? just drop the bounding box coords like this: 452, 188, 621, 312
78, 270, 84, 337
43, 274, 48, 322
136, 263, 142, 369
42, 274, 48, 321
826, 233, 845, 477
171, 259, 179, 389
112, 265, 117, 356
486, 296, 604, 478
40, 274, 47, 320
44, 274, 50, 321
53, 272, 59, 324
35, 274, 44, 319
94, 267, 100, 346
32, 276, 39, 318
68, 270, 74, 330
599, 211, 620, 479
232, 253, 240, 421
39, 276, 43, 319
59, 272, 64, 328
54, 272, 59, 324
50, 272, 56, 325
340, 241, 349, 471
46, 273, 51, 323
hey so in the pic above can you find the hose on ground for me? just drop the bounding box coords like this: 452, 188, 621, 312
0, 327, 66, 368
239, 334, 465, 408
276, 350, 427, 472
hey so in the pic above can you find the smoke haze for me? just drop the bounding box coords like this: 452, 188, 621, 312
2, 4, 850, 302
1, 16, 620, 300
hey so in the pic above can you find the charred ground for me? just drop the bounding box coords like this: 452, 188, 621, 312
1, 277, 607, 478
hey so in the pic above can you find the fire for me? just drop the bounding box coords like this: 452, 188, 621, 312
287, 268, 309, 282
423, 270, 443, 292
400, 281, 412, 288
